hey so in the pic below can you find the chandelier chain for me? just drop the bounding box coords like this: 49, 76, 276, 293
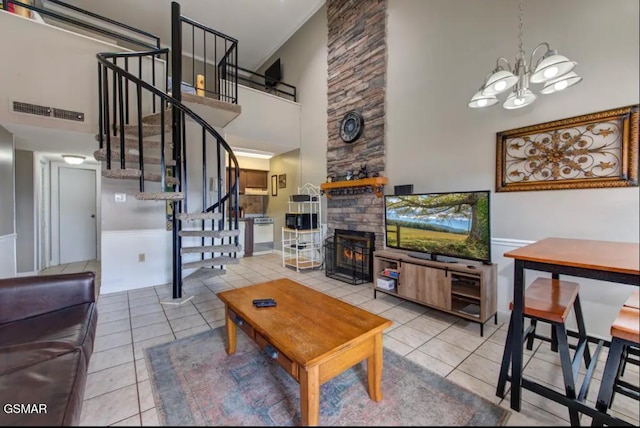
518, 0, 524, 58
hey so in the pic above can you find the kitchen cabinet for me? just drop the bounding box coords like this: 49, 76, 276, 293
245, 169, 268, 189
226, 168, 268, 194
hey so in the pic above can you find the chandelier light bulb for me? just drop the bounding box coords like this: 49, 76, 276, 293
540, 71, 582, 95
554, 79, 568, 91
503, 89, 537, 109
481, 69, 519, 96
494, 81, 508, 92
468, 91, 499, 108
531, 51, 577, 84
543, 66, 559, 79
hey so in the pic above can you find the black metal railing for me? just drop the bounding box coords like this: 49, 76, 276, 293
176, 10, 238, 104
236, 65, 297, 102
8, 0, 244, 298
5, 0, 161, 50
98, 47, 240, 299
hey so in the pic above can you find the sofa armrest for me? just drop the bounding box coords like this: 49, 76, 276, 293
0, 272, 96, 324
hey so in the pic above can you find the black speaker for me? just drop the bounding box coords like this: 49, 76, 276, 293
394, 184, 413, 195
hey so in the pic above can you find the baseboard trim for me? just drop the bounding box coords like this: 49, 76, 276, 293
16, 270, 38, 277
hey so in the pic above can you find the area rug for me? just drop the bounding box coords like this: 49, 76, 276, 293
145, 327, 511, 426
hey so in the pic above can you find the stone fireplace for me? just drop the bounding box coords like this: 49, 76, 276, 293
325, 0, 388, 253
325, 229, 375, 284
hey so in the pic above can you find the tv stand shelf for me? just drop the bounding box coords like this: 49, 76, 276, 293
320, 177, 388, 199
373, 249, 497, 336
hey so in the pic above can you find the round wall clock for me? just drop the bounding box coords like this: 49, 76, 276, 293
339, 110, 365, 144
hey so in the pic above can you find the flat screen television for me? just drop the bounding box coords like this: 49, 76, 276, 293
384, 190, 491, 264
264, 58, 281, 88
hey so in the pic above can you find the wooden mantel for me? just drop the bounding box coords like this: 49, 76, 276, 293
320, 177, 388, 199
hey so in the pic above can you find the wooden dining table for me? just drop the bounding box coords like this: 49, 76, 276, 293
503, 237, 640, 425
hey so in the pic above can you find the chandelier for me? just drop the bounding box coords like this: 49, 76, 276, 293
468, 0, 582, 110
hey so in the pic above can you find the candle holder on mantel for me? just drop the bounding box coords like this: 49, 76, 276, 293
320, 176, 388, 199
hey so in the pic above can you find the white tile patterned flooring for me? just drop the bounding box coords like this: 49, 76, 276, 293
41, 254, 639, 426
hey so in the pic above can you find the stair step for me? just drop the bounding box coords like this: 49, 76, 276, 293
179, 230, 239, 238
102, 168, 179, 184
182, 256, 240, 270
93, 149, 176, 166
142, 109, 173, 125
181, 244, 242, 255
95, 134, 173, 150
135, 192, 184, 201
119, 123, 172, 137
176, 212, 223, 221
182, 92, 242, 115
182, 267, 228, 283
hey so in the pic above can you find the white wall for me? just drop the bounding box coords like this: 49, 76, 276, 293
386, 0, 639, 242
224, 84, 302, 156
255, 5, 328, 219
385, 0, 639, 334
101, 229, 172, 294
0, 235, 17, 279
0, 126, 16, 278
0, 10, 165, 134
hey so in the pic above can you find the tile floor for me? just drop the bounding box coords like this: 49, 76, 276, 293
42, 255, 639, 426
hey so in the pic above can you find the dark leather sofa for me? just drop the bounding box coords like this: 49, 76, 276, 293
0, 272, 98, 426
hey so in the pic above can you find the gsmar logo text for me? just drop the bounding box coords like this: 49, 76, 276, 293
3, 404, 48, 414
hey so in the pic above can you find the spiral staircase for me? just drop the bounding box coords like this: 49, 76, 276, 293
95, 2, 243, 302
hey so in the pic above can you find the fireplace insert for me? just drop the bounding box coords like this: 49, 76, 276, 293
324, 229, 375, 285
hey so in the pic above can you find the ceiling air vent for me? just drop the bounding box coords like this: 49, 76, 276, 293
12, 101, 52, 117
53, 108, 85, 122
12, 102, 85, 122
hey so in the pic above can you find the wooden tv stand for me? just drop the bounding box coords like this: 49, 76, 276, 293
373, 249, 497, 336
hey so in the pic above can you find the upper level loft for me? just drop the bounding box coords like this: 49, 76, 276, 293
0, 0, 301, 156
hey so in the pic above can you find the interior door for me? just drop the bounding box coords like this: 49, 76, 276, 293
59, 167, 96, 263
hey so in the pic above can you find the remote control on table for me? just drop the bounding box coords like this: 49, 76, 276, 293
254, 300, 277, 308
253, 298, 275, 305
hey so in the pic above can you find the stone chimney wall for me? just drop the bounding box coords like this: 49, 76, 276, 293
326, 0, 388, 249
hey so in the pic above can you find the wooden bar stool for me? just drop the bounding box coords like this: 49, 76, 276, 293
497, 277, 597, 426
591, 306, 640, 426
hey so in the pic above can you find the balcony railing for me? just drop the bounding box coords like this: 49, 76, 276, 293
4, 0, 161, 50
235, 65, 297, 102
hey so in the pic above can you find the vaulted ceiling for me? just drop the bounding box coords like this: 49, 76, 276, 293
60, 0, 325, 70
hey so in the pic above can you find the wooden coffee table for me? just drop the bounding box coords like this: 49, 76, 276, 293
217, 278, 393, 426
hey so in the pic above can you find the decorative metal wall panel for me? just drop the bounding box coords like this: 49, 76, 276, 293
496, 105, 639, 192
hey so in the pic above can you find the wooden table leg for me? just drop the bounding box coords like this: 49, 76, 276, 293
300, 365, 320, 426
225, 308, 237, 355
367, 332, 383, 401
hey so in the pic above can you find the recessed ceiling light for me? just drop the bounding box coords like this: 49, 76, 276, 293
62, 155, 86, 165
232, 148, 274, 159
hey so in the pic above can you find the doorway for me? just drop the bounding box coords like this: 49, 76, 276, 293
51, 162, 99, 265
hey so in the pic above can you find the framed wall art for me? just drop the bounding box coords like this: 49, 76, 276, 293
278, 174, 287, 189
271, 175, 278, 196
496, 105, 638, 192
